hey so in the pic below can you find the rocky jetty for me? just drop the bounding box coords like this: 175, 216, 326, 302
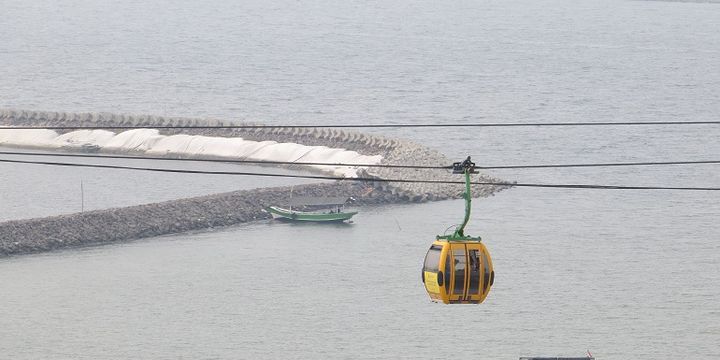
0, 182, 401, 257
0, 109, 511, 256
0, 109, 508, 201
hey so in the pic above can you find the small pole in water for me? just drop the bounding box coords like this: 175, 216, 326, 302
80, 180, 85, 213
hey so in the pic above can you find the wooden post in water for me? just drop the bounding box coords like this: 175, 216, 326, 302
80, 180, 84, 213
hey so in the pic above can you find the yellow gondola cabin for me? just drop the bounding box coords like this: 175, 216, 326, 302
421, 157, 495, 304
422, 240, 493, 304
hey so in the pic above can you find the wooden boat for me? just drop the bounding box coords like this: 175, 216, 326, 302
265, 196, 357, 222
266, 206, 357, 222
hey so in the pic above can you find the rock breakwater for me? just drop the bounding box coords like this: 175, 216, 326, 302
0, 182, 394, 257
0, 109, 509, 201
0, 109, 510, 256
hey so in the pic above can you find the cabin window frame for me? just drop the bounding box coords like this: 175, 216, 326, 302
423, 245, 443, 273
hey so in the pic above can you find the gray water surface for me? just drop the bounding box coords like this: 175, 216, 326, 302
1, 0, 719, 358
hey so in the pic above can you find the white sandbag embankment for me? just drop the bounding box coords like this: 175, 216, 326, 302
0, 108, 509, 200
0, 127, 381, 178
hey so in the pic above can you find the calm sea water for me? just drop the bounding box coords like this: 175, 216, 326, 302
1, 0, 719, 358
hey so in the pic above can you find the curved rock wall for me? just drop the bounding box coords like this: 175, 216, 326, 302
0, 109, 511, 256
0, 182, 396, 257
0, 109, 402, 153
0, 109, 510, 201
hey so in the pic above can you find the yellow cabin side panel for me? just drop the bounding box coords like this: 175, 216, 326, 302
424, 271, 440, 293
425, 240, 453, 304
436, 240, 450, 303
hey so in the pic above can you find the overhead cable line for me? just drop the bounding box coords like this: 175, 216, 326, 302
1, 120, 720, 130
1, 157, 719, 191
1, 150, 720, 170
476, 160, 720, 169
0, 151, 447, 170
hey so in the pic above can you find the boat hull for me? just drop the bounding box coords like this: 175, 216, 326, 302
266, 206, 357, 222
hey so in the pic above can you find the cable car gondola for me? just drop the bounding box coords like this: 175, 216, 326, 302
422, 157, 495, 304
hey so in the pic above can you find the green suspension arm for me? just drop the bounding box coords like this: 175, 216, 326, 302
437, 157, 482, 242
455, 169, 472, 238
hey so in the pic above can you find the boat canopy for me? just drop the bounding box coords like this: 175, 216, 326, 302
286, 196, 352, 207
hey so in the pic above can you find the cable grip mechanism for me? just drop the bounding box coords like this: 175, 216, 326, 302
452, 156, 479, 174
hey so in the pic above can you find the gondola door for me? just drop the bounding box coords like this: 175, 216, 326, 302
466, 247, 480, 302
465, 245, 485, 303
467, 243, 493, 303
448, 243, 466, 303
449, 243, 485, 303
